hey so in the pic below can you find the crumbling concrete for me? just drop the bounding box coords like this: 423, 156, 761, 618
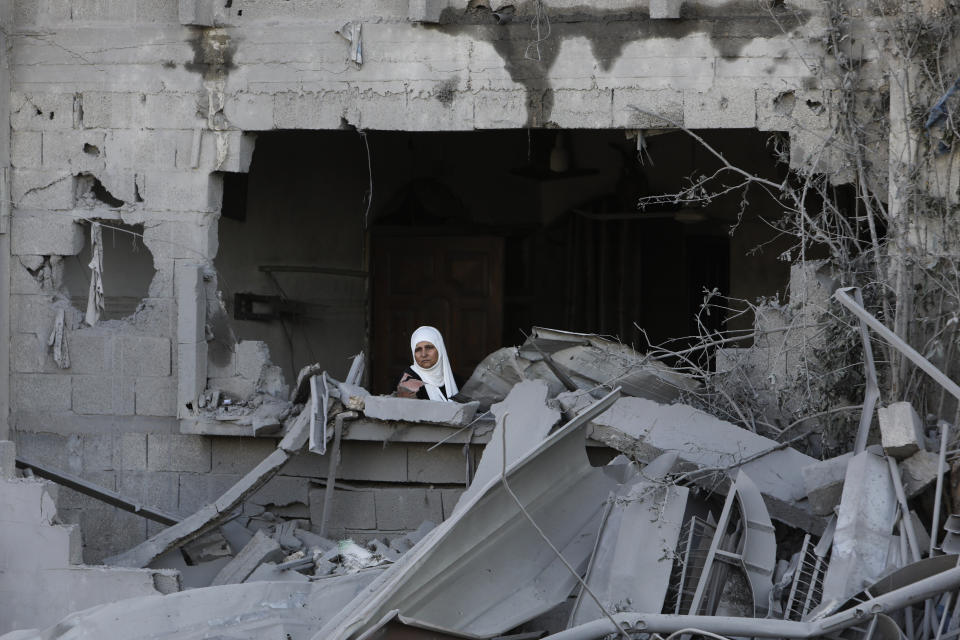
586, 396, 821, 531
361, 396, 479, 426
211, 529, 283, 586
0, 441, 179, 635
802, 453, 853, 516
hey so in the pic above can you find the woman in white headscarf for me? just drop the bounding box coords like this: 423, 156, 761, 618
396, 326, 459, 402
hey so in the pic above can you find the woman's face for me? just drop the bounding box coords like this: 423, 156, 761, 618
414, 341, 439, 368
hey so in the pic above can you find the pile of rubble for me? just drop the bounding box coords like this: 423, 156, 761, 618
5, 316, 960, 640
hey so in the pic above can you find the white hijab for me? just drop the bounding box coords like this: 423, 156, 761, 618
410, 326, 458, 402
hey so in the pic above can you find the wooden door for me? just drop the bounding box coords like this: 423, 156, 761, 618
372, 235, 504, 395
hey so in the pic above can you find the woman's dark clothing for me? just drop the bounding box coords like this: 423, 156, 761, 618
398, 367, 446, 400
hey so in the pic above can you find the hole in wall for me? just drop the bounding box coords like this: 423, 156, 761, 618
62, 222, 156, 321
75, 174, 126, 208
83, 143, 100, 156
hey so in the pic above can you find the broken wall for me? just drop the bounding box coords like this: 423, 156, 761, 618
4, 0, 860, 560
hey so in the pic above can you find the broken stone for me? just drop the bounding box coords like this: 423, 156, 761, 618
902, 449, 941, 498
587, 396, 822, 531
802, 452, 853, 516
879, 402, 926, 459
361, 395, 479, 426
821, 450, 897, 603
211, 529, 284, 586
181, 529, 232, 564
387, 521, 436, 555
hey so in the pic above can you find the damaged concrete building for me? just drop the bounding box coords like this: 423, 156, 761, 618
2, 0, 959, 637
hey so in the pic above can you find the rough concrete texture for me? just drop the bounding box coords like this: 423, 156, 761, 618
821, 450, 897, 603
901, 449, 942, 498
879, 402, 926, 459
211, 529, 283, 586
456, 380, 560, 512
802, 452, 853, 516
0, 444, 179, 635
361, 396, 480, 426
588, 397, 821, 531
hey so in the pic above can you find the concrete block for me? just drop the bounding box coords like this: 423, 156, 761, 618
409, 0, 446, 22
118, 433, 148, 470
11, 331, 48, 373
68, 333, 113, 374
80, 91, 147, 130
375, 488, 443, 531
136, 376, 177, 416
12, 373, 72, 412
80, 433, 115, 471
802, 452, 852, 516
211, 530, 284, 585
879, 402, 926, 459
408, 444, 468, 484
11, 131, 41, 168
11, 214, 84, 255
143, 217, 218, 260
473, 90, 530, 129
142, 93, 206, 129
224, 93, 275, 130
58, 472, 114, 510
41, 130, 107, 172
130, 299, 177, 336
0, 442, 16, 479
339, 442, 408, 482
11, 170, 77, 209
310, 488, 376, 531
10, 92, 77, 130
0, 521, 78, 571
103, 129, 181, 172
178, 472, 240, 514
139, 171, 223, 212
72, 375, 135, 415
902, 449, 941, 498
549, 89, 614, 129
650, 0, 682, 19
684, 89, 757, 129
117, 470, 180, 515
362, 397, 479, 425
199, 130, 256, 173
212, 437, 277, 475
179, 0, 215, 26
273, 90, 360, 130
13, 432, 71, 469
612, 88, 684, 129
236, 340, 269, 383
119, 336, 172, 378
178, 341, 207, 418
147, 433, 211, 473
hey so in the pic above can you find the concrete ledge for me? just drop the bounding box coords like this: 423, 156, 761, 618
362, 396, 479, 426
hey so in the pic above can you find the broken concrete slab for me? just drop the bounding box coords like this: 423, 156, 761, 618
569, 473, 688, 627
104, 411, 309, 568
802, 453, 853, 516
459, 347, 530, 411
8, 569, 387, 640
211, 529, 284, 586
587, 397, 822, 531
454, 380, 560, 513
821, 450, 897, 603
315, 389, 621, 640
902, 448, 942, 498
361, 395, 479, 426
879, 402, 926, 459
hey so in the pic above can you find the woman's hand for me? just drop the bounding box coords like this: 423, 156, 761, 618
397, 374, 423, 398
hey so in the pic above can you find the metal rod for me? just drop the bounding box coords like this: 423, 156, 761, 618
318, 411, 357, 537
841, 287, 881, 454
889, 456, 922, 562
835, 287, 960, 404
15, 457, 179, 526
544, 564, 960, 640
936, 592, 953, 640
933, 423, 951, 556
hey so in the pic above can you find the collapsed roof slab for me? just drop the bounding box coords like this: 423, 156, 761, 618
586, 397, 823, 532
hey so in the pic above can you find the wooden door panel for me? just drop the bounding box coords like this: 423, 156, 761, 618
373, 236, 503, 394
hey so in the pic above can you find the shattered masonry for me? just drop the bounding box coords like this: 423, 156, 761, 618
1, 0, 959, 639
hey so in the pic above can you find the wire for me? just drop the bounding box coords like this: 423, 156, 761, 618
524, 0, 552, 61
360, 129, 373, 228
498, 412, 633, 640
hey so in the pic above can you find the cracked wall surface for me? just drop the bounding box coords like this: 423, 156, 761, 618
2, 0, 858, 562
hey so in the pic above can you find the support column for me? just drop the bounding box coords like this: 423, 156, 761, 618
0, 6, 13, 440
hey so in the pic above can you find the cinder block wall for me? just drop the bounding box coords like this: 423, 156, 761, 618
4, 0, 850, 560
